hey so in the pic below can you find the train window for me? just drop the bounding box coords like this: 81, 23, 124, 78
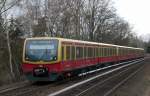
84, 47, 86, 59
95, 48, 97, 57
110, 48, 112, 56
91, 47, 93, 57
93, 47, 95, 57
93, 48, 95, 58
108, 47, 110, 56
66, 46, 71, 60
98, 48, 101, 57
122, 48, 124, 55
103, 47, 105, 57
96, 47, 99, 57
88, 47, 89, 57
109, 48, 111, 56
71, 46, 75, 60
88, 47, 92, 58
80, 47, 83, 59
123, 48, 125, 55
99, 47, 101, 57
114, 48, 115, 56
125, 49, 127, 55
113, 48, 115, 56
107, 48, 109, 56
112, 48, 114, 56
113, 48, 114, 56
111, 48, 113, 56
76, 47, 83, 59
86, 47, 88, 58
76, 47, 80, 59
101, 47, 104, 57
114, 48, 117, 56
119, 48, 121, 55
122, 48, 123, 55
61, 46, 64, 61
107, 47, 109, 56
119, 48, 122, 55
90, 47, 92, 57
104, 47, 107, 57
92, 47, 95, 58
96, 48, 98, 57
102, 47, 104, 57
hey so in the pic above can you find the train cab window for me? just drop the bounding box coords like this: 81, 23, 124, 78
66, 46, 71, 60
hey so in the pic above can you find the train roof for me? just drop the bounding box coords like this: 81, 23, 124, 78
25, 37, 144, 50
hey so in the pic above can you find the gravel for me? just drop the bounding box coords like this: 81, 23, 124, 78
111, 58, 150, 96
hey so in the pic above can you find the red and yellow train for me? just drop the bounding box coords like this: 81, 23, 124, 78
22, 37, 144, 81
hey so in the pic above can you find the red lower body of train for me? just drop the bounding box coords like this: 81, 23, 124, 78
22, 54, 143, 81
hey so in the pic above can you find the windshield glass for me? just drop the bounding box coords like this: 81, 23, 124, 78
25, 39, 58, 62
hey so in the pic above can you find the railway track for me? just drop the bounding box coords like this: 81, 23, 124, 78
0, 81, 29, 94
0, 58, 144, 96
48, 58, 144, 96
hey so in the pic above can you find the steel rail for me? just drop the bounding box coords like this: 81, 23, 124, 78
75, 60, 144, 96
103, 64, 144, 96
0, 81, 29, 94
48, 58, 144, 96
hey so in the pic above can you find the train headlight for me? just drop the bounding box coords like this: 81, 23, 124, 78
39, 65, 43, 67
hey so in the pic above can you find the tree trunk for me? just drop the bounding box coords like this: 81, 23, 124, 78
6, 30, 15, 79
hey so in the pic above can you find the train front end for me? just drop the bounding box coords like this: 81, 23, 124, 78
22, 38, 61, 81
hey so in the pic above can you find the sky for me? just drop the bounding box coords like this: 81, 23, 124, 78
113, 0, 150, 40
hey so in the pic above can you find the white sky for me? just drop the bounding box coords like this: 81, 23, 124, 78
113, 0, 150, 38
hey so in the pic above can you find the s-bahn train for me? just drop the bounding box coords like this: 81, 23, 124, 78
22, 37, 145, 81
